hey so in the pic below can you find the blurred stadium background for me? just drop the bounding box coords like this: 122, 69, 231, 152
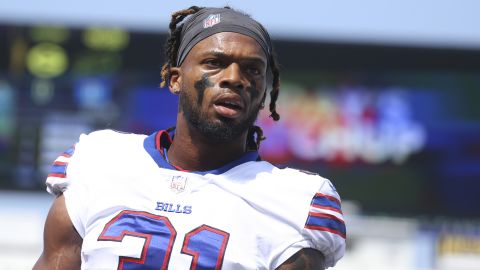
1, 0, 480, 269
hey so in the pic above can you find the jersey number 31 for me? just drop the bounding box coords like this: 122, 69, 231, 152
98, 210, 230, 270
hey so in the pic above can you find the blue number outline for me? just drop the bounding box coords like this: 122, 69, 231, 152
98, 210, 177, 270
98, 210, 230, 270
181, 225, 230, 270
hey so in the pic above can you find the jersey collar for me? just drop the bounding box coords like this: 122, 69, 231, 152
143, 130, 260, 175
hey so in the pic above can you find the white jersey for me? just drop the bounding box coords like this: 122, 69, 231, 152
46, 129, 346, 269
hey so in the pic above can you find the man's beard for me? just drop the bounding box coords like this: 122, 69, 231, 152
179, 89, 260, 144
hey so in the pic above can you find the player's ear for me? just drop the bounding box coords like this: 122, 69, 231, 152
169, 67, 182, 95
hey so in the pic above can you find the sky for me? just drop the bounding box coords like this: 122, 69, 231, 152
1, 0, 479, 49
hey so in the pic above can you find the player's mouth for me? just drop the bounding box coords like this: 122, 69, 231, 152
213, 94, 245, 119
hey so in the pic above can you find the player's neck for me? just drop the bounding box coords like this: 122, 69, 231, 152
167, 119, 248, 172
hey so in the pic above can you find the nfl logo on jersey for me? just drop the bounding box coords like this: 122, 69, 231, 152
170, 175, 187, 193
203, 14, 221, 28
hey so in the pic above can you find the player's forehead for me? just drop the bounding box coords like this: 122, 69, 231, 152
187, 32, 267, 63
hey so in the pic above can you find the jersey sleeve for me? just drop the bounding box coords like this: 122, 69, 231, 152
45, 133, 91, 237
268, 168, 346, 269
45, 145, 77, 195
302, 178, 346, 268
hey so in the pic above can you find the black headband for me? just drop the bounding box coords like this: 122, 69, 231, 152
176, 8, 273, 67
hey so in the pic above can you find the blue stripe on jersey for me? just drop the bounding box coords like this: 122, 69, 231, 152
144, 132, 171, 169
305, 213, 346, 238
312, 194, 342, 213
50, 164, 67, 175
63, 147, 75, 156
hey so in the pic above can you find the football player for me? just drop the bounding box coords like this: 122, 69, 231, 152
34, 6, 346, 270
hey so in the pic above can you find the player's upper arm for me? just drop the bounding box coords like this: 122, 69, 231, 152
276, 248, 325, 270
33, 194, 82, 270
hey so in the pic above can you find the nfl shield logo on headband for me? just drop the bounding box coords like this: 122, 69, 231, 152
203, 14, 221, 28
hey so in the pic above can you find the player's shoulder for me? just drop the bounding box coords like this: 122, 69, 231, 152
274, 165, 331, 184
81, 129, 146, 143
235, 160, 332, 186
239, 161, 339, 197
275, 166, 322, 177
236, 160, 322, 177
271, 165, 341, 200
77, 129, 146, 151
69, 129, 148, 167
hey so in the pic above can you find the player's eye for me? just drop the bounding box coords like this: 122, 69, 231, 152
204, 59, 222, 68
248, 67, 260, 75
246, 65, 262, 76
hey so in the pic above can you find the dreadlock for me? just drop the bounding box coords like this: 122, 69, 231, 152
160, 6, 281, 150
160, 6, 202, 88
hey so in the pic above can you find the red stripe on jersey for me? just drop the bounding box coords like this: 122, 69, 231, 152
315, 192, 341, 205
48, 173, 67, 178
308, 212, 345, 225
311, 204, 343, 214
305, 224, 346, 239
53, 161, 68, 166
